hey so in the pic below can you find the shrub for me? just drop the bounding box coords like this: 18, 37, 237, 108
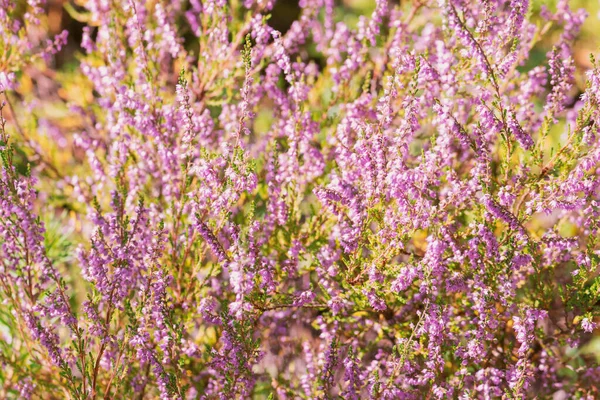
1, 0, 600, 398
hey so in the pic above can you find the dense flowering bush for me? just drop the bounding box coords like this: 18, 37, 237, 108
1, 0, 600, 398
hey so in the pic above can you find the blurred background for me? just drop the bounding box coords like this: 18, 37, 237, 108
33, 0, 600, 73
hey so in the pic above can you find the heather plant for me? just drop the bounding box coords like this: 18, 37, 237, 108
1, 0, 600, 398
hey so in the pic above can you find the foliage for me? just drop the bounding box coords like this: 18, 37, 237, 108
1, 0, 600, 398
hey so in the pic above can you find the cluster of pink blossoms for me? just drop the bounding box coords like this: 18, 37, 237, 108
2, 0, 600, 398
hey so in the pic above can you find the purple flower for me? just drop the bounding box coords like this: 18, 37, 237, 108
582, 318, 596, 333
507, 111, 534, 150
